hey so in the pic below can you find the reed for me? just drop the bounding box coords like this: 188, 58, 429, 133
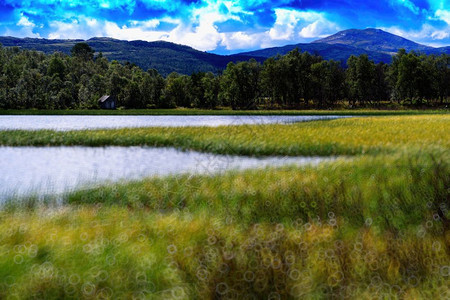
0, 115, 449, 299
1, 115, 449, 156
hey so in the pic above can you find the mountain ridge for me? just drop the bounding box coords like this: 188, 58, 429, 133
240, 28, 449, 64
239, 42, 393, 64
0, 36, 261, 76
0, 28, 448, 75
312, 28, 434, 54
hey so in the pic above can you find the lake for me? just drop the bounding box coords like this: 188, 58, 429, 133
0, 115, 349, 130
0, 146, 334, 200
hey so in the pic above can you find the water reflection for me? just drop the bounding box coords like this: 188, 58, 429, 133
0, 146, 334, 199
0, 115, 348, 131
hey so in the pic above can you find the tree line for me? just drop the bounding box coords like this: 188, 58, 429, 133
0, 43, 448, 110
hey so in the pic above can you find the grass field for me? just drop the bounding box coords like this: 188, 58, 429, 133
1, 115, 449, 156
0, 114, 449, 299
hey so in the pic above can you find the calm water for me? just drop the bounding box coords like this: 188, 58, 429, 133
0, 115, 348, 130
0, 146, 334, 199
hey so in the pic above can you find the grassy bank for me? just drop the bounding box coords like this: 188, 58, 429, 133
0, 108, 448, 116
1, 115, 449, 156
1, 115, 449, 299
1, 153, 449, 299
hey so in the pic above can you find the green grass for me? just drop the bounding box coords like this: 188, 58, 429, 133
0, 108, 448, 115
15, 151, 444, 231
1, 115, 449, 156
1, 153, 449, 299
1, 115, 449, 299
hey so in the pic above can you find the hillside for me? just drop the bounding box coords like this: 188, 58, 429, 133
240, 28, 450, 65
312, 28, 450, 57
0, 29, 448, 75
0, 36, 259, 76
313, 28, 434, 54
239, 42, 393, 64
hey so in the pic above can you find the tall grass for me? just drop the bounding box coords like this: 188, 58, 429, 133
0, 115, 449, 299
59, 152, 448, 231
1, 152, 448, 298
0, 208, 448, 299
1, 115, 449, 156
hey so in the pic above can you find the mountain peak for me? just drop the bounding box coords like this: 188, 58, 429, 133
313, 28, 433, 54
87, 37, 120, 42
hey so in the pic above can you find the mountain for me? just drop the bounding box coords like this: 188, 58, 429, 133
239, 28, 450, 64
239, 42, 393, 64
426, 46, 450, 56
0, 36, 260, 76
0, 29, 448, 75
312, 28, 434, 54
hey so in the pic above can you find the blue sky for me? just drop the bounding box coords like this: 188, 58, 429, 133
0, 0, 449, 53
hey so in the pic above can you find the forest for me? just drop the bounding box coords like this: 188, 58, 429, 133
0, 42, 448, 110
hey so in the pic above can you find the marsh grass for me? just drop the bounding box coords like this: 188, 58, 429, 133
0, 115, 449, 299
1, 115, 449, 156
0, 151, 448, 298
0, 203, 448, 298
62, 152, 449, 230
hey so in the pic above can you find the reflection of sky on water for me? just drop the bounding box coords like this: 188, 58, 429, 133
0, 146, 334, 200
0, 115, 349, 131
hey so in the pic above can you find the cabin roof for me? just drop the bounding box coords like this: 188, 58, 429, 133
98, 95, 112, 103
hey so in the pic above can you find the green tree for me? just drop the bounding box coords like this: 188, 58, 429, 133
311, 60, 345, 107
396, 51, 421, 103
219, 59, 261, 109
71, 43, 95, 61
200, 72, 220, 108
435, 54, 450, 104
163, 72, 192, 108
47, 54, 66, 80
346, 55, 375, 106
372, 63, 390, 104
143, 69, 165, 108
260, 56, 287, 107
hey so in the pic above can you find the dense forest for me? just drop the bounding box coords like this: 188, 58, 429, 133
0, 42, 448, 110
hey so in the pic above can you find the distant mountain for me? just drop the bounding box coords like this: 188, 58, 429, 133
313, 28, 434, 54
0, 36, 260, 76
0, 29, 449, 75
239, 28, 450, 65
425, 46, 450, 56
239, 42, 393, 64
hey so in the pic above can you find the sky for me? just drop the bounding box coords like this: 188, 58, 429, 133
0, 0, 449, 54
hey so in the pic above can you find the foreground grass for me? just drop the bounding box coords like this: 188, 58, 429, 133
1, 115, 449, 156
1, 115, 449, 298
0, 108, 448, 116
1, 153, 449, 299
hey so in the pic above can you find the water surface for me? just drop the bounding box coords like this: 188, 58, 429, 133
0, 146, 334, 199
0, 115, 348, 131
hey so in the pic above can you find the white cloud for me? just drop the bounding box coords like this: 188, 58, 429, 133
17, 14, 35, 28
43, 6, 342, 53
381, 23, 450, 45
392, 0, 420, 14
220, 31, 265, 50
166, 8, 224, 51
219, 9, 340, 51
268, 9, 340, 41
4, 12, 40, 38
299, 20, 340, 38
431, 30, 449, 39
435, 9, 450, 25
103, 21, 169, 41
129, 19, 160, 29
48, 17, 104, 39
